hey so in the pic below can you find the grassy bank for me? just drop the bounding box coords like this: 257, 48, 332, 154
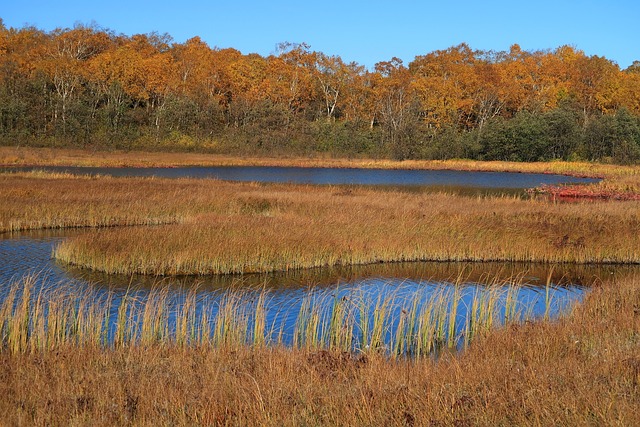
3, 146, 640, 198
0, 273, 637, 425
1, 154, 639, 425
50, 179, 640, 275
0, 171, 226, 233
2, 146, 639, 177
2, 171, 639, 275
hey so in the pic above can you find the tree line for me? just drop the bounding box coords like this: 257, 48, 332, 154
1, 21, 639, 162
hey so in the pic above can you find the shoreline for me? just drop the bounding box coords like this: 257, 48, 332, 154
0, 146, 619, 176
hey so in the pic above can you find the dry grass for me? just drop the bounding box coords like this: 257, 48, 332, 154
0, 171, 234, 233
0, 273, 637, 426
3, 145, 640, 201
46, 177, 640, 275
1, 145, 637, 177
0, 273, 549, 356
1, 152, 639, 425
2, 170, 639, 275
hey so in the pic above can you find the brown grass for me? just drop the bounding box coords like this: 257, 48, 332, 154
3, 145, 640, 200
0, 171, 229, 232
47, 177, 640, 275
0, 273, 637, 426
2, 170, 639, 275
1, 145, 637, 176
1, 153, 639, 425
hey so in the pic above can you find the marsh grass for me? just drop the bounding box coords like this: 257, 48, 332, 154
52, 181, 640, 275
1, 146, 637, 179
3, 167, 640, 276
3, 146, 640, 203
0, 172, 188, 233
0, 274, 569, 358
1, 151, 638, 424
0, 273, 636, 425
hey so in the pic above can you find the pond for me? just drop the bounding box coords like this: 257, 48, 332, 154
1, 229, 630, 354
0, 165, 608, 353
2, 165, 600, 196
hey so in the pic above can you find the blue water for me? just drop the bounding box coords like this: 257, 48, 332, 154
0, 164, 613, 352
2, 165, 599, 194
0, 162, 611, 352
1, 230, 624, 352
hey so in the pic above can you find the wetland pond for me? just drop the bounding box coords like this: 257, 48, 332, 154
2, 229, 630, 353
0, 166, 612, 353
3, 164, 600, 196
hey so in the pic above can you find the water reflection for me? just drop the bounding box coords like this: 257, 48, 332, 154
66, 257, 613, 293
1, 229, 629, 351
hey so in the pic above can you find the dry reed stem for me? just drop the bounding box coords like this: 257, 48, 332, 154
1, 274, 549, 355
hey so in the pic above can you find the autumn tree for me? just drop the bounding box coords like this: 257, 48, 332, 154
0, 23, 47, 137
373, 57, 421, 158
499, 44, 540, 114
572, 54, 621, 119
2, 21, 640, 161
312, 53, 363, 121
272, 42, 316, 122
619, 61, 640, 115
469, 56, 506, 133
410, 44, 479, 130
340, 70, 378, 128
226, 53, 269, 128
171, 37, 236, 133
38, 25, 111, 137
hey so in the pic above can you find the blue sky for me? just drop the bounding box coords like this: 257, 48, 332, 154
3, 1, 639, 70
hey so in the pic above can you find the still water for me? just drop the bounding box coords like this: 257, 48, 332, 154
2, 165, 600, 196
1, 229, 625, 350
0, 166, 607, 350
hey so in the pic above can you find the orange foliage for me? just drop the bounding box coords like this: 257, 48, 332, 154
0, 23, 636, 143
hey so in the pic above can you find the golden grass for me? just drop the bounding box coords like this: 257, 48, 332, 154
0, 171, 223, 232
1, 145, 637, 177
0, 273, 636, 425
3, 145, 640, 201
0, 273, 548, 355
2, 168, 639, 275
1, 153, 638, 424
45, 177, 640, 275
2, 170, 639, 275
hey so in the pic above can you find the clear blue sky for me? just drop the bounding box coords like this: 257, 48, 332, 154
3, 1, 639, 70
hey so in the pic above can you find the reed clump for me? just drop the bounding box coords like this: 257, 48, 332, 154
1, 274, 554, 356
0, 273, 637, 425
3, 170, 639, 275
0, 172, 189, 232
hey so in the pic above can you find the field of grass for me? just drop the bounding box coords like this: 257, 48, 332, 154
46, 179, 640, 275
2, 169, 639, 275
3, 145, 640, 199
1, 145, 638, 176
0, 272, 637, 425
1, 150, 639, 425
